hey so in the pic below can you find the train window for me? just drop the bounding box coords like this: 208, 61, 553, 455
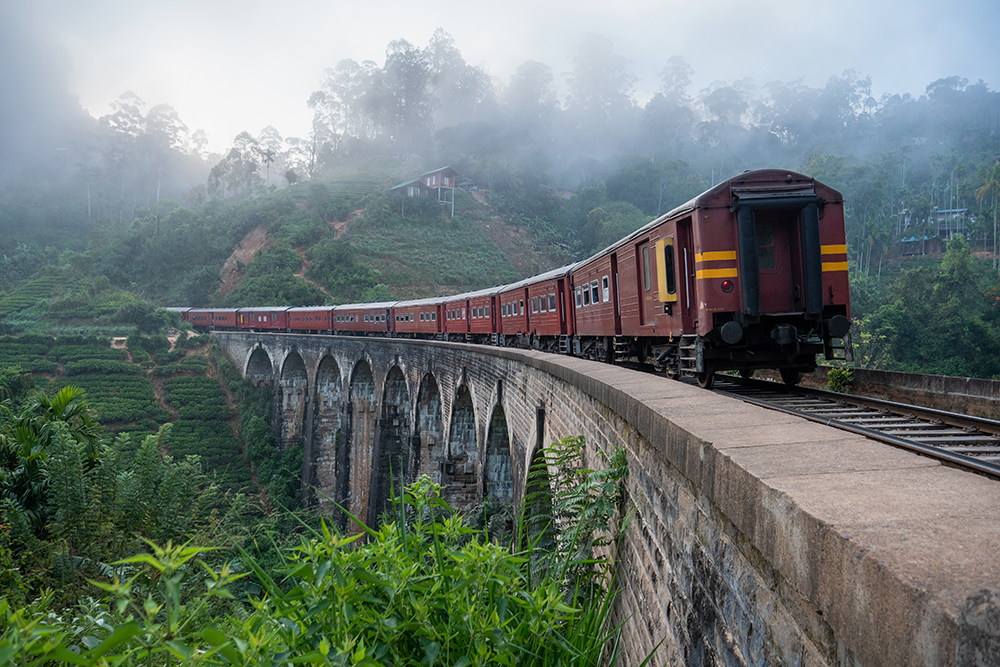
539, 297, 547, 312
602, 277, 610, 302
485, 306, 489, 317
583, 288, 590, 306
419, 313, 425, 321
757, 224, 776, 270
591, 280, 599, 303
520, 300, 524, 315
462, 308, 466, 319
642, 247, 651, 291
548, 294, 556, 311
431, 312, 436, 321
575, 288, 581, 307
479, 307, 484, 318
532, 297, 538, 313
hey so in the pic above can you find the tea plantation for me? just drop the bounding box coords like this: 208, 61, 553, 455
2, 333, 255, 493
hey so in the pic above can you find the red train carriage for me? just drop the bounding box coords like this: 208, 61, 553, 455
182, 308, 238, 330
237, 307, 289, 332
442, 287, 500, 343
570, 253, 619, 360
579, 169, 850, 387
497, 264, 576, 349
392, 297, 446, 338
334, 302, 393, 335
287, 307, 334, 334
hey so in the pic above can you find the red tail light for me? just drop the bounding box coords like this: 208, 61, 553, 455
721, 280, 735, 293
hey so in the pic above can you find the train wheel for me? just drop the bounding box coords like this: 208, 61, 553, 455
780, 368, 801, 386
697, 365, 715, 389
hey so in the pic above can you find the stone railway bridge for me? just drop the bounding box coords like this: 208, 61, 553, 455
214, 332, 1000, 667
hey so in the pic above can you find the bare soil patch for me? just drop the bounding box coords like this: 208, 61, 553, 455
474, 216, 560, 278
219, 226, 273, 296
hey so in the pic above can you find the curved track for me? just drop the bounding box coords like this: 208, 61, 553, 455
710, 375, 1000, 480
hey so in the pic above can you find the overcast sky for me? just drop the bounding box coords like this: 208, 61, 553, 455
13, 0, 1000, 152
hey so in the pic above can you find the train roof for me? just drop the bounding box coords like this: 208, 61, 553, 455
162, 307, 191, 313
499, 263, 578, 291
287, 306, 332, 312
392, 296, 450, 308
441, 285, 503, 301
183, 307, 238, 313
238, 306, 291, 312
335, 301, 397, 311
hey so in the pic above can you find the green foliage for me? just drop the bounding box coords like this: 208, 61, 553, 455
857, 239, 1000, 377
113, 303, 178, 334
0, 335, 57, 373
827, 367, 854, 393
214, 347, 299, 509
64, 360, 142, 376
346, 206, 520, 294
55, 375, 170, 425
0, 367, 34, 403
151, 355, 211, 377
0, 276, 63, 317
305, 239, 379, 302
161, 376, 253, 492
221, 243, 327, 307
0, 399, 233, 604
0, 469, 635, 665
177, 332, 211, 349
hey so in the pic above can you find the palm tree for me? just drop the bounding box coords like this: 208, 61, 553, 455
975, 162, 1000, 269
262, 149, 276, 189
0, 386, 102, 534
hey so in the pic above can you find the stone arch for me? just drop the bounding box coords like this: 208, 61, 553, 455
414, 374, 444, 486
346, 359, 376, 532
446, 384, 478, 511
484, 402, 513, 504
312, 355, 343, 511
370, 366, 410, 525
246, 346, 273, 384
278, 351, 308, 451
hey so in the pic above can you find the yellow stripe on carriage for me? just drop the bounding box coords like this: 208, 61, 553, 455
822, 261, 849, 272
821, 244, 848, 255
696, 268, 738, 279
695, 251, 738, 263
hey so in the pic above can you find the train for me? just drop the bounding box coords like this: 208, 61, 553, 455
171, 169, 852, 389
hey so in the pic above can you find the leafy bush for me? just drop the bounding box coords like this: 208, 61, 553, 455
1, 467, 636, 665
827, 367, 854, 393
64, 360, 142, 376
151, 355, 211, 376
55, 375, 169, 425
214, 346, 295, 507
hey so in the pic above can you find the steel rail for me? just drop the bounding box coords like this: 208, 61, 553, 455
712, 376, 1000, 480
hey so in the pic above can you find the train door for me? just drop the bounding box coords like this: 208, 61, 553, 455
755, 210, 796, 313
557, 279, 568, 335
675, 220, 696, 331
636, 240, 657, 327
610, 253, 622, 334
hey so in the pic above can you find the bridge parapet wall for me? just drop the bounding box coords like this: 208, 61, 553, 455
213, 332, 1000, 666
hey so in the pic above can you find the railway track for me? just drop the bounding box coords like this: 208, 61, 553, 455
709, 375, 1000, 480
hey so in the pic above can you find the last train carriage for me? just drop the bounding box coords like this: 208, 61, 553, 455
571, 169, 851, 388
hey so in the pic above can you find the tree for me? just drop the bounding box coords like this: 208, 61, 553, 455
207, 131, 265, 200
975, 162, 1000, 269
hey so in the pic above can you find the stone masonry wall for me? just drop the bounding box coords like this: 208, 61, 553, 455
214, 333, 1000, 667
